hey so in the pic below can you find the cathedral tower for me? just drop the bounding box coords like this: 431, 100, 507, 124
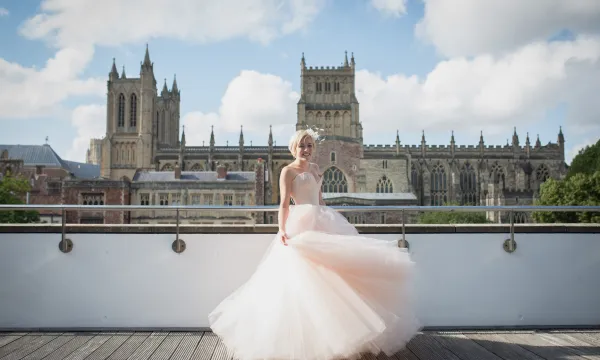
296, 52, 362, 143
101, 46, 180, 179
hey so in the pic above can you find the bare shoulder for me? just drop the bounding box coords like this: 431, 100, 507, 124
279, 165, 294, 180
310, 162, 322, 177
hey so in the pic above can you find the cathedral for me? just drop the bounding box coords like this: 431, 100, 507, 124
93, 46, 567, 224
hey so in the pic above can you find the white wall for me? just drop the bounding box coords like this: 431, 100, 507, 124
0, 231, 599, 330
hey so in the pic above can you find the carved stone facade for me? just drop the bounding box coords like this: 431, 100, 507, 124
90, 49, 567, 224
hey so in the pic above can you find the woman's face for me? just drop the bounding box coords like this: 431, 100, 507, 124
295, 135, 314, 161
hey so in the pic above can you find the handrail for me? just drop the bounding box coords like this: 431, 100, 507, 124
1, 204, 598, 255
0, 204, 599, 212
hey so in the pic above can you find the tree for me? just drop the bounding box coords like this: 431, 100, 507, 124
532, 137, 600, 223
0, 174, 40, 223
533, 171, 600, 223
566, 139, 600, 178
417, 201, 491, 224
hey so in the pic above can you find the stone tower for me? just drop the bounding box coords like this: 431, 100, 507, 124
296, 52, 364, 193
100, 46, 180, 179
296, 52, 362, 142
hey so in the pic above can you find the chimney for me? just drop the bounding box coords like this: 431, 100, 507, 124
174, 164, 181, 179
217, 164, 227, 180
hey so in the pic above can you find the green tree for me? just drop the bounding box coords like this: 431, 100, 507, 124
533, 138, 600, 223
566, 139, 600, 178
533, 171, 600, 223
0, 174, 40, 223
417, 201, 491, 224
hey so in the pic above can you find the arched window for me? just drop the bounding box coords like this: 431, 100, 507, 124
330, 152, 336, 163
118, 93, 125, 127
431, 163, 447, 206
460, 162, 478, 205
322, 167, 348, 193
490, 163, 506, 189
129, 93, 137, 127
536, 164, 549, 182
376, 175, 393, 193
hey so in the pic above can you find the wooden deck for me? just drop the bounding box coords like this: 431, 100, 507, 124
1, 331, 599, 360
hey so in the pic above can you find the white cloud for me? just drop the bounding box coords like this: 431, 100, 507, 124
355, 36, 600, 140
183, 70, 299, 146
0, 8, 9, 17
19, 0, 324, 48
0, 46, 105, 119
371, 0, 407, 17
66, 104, 105, 161
416, 0, 600, 57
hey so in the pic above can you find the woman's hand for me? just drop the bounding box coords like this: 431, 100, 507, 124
278, 230, 289, 246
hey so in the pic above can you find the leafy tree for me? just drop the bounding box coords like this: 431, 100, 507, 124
533, 171, 600, 223
532, 138, 600, 223
417, 201, 491, 224
566, 139, 600, 178
0, 174, 40, 223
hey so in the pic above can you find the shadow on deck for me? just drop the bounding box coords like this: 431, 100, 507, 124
1, 330, 599, 360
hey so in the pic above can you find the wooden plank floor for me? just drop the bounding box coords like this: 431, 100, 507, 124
0, 331, 599, 360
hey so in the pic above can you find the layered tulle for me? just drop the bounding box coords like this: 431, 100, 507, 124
209, 204, 421, 360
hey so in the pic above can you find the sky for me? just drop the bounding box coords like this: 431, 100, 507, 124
1, 0, 599, 164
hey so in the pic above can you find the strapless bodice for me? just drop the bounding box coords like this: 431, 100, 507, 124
292, 172, 322, 205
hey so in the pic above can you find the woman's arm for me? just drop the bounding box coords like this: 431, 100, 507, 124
313, 163, 326, 206
278, 167, 292, 244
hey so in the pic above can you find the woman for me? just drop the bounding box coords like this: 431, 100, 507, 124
209, 129, 420, 360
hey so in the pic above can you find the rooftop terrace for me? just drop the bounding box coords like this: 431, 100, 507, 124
0, 205, 599, 359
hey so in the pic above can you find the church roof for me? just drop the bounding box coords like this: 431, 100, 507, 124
132, 171, 256, 182
0, 144, 100, 179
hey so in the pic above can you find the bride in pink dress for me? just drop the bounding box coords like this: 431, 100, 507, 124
209, 129, 421, 360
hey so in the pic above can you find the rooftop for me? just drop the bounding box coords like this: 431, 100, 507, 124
1, 330, 598, 359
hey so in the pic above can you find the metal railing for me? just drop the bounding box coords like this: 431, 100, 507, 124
1, 204, 599, 255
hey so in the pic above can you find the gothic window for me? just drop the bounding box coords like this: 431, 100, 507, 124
411, 163, 420, 191
376, 175, 393, 193
316, 82, 322, 92
130, 93, 137, 127
316, 112, 323, 128
159, 194, 168, 206
430, 163, 447, 206
536, 164, 550, 182
325, 112, 332, 134
118, 93, 125, 127
81, 193, 104, 206
382, 160, 388, 169
334, 82, 340, 92
322, 167, 348, 193
490, 163, 506, 189
140, 193, 150, 206
460, 163, 478, 205
333, 112, 341, 132
161, 163, 174, 171
330, 152, 336, 163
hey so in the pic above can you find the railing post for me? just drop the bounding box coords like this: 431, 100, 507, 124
399, 209, 409, 249
58, 207, 73, 253
503, 209, 517, 253
172, 207, 186, 253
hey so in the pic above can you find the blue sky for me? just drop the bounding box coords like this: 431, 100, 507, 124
1, 0, 599, 163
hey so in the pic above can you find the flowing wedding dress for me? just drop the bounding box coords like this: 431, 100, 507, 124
209, 171, 421, 360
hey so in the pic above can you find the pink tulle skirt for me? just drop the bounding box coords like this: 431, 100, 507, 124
209, 205, 421, 360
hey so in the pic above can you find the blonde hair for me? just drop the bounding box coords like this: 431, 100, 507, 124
288, 129, 318, 156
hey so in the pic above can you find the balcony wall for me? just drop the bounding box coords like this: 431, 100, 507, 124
0, 224, 599, 330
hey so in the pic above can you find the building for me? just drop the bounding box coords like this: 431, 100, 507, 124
0, 144, 100, 223
88, 47, 566, 224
